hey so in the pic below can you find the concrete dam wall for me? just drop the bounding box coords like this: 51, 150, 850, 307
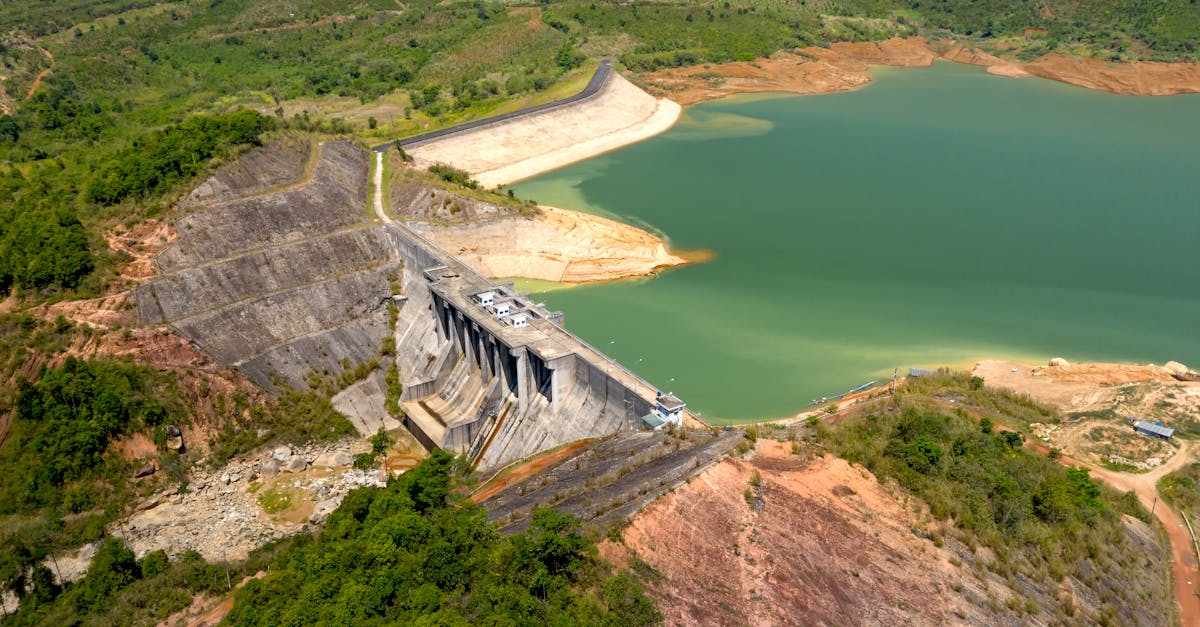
138, 139, 696, 470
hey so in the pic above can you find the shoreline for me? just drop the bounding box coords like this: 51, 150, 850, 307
640, 37, 1200, 106
707, 355, 1193, 427
409, 204, 709, 284
433, 37, 1200, 200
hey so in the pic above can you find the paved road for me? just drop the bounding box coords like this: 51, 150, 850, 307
372, 60, 613, 152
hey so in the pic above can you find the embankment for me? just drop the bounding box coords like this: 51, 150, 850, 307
137, 139, 403, 435
405, 72, 681, 188
641, 37, 1200, 104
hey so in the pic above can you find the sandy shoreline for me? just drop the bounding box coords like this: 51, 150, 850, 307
411, 37, 1200, 197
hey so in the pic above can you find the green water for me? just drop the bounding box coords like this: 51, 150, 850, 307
512, 62, 1200, 423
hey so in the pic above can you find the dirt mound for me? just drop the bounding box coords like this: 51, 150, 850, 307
390, 161, 695, 283
412, 205, 692, 283
973, 359, 1200, 424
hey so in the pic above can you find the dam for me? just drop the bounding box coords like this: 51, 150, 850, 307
382, 215, 701, 469
137, 138, 700, 471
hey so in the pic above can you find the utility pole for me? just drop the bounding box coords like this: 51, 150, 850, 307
50, 554, 63, 586
1152, 495, 1158, 516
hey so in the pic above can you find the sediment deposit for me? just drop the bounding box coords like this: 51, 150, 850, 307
411, 205, 688, 283
406, 73, 681, 187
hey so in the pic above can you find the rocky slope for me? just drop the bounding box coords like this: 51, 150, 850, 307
601, 439, 1170, 626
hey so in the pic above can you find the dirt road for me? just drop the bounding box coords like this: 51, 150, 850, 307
1084, 443, 1198, 626
24, 45, 54, 100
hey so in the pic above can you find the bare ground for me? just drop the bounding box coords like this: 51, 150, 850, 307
389, 157, 700, 283
600, 438, 1171, 626
974, 359, 1200, 467
640, 37, 1200, 104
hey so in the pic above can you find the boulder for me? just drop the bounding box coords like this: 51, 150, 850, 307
1165, 361, 1190, 376
164, 424, 185, 452
282, 455, 308, 473
313, 451, 354, 468
1048, 357, 1070, 367
133, 464, 156, 479
261, 458, 280, 476
272, 446, 293, 462
309, 498, 342, 524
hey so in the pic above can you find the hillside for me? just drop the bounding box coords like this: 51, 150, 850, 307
0, 0, 1194, 623
601, 391, 1172, 626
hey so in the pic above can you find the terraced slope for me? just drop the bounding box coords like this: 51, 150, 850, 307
137, 139, 401, 433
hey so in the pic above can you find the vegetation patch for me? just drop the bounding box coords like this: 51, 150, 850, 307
827, 397, 1154, 593
256, 486, 295, 516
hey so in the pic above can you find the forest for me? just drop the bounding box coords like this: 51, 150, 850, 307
6, 451, 661, 626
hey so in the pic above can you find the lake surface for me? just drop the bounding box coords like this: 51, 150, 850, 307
512, 62, 1200, 423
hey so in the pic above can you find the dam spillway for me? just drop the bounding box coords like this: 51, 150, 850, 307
136, 139, 699, 471
383, 218, 701, 469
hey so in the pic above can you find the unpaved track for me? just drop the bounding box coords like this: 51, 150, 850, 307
1081, 443, 1198, 627
24, 45, 53, 100
373, 151, 388, 222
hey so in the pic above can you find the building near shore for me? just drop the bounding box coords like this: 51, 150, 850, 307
1132, 420, 1174, 440
643, 393, 686, 429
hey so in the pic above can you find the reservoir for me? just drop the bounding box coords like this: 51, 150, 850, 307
511, 62, 1200, 422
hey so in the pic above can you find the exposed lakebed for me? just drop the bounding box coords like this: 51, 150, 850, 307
512, 62, 1200, 422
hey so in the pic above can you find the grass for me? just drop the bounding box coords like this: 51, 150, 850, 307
257, 486, 295, 515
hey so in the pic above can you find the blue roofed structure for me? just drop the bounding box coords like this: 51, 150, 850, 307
1133, 420, 1174, 440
